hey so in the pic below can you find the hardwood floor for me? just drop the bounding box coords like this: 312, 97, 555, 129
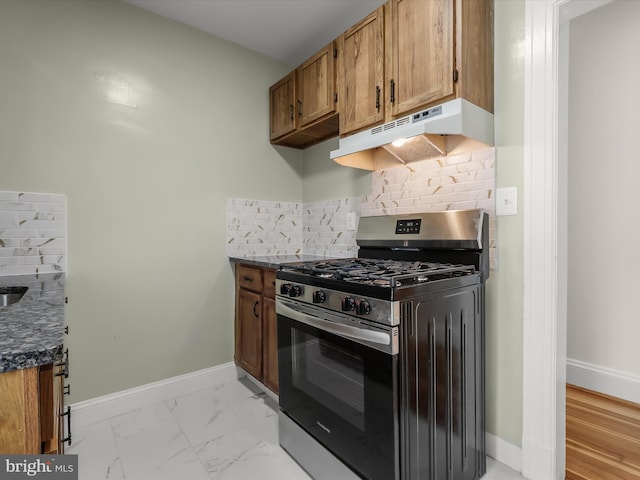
566, 384, 640, 479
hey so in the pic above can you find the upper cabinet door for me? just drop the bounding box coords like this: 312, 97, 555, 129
298, 42, 336, 128
387, 0, 455, 118
269, 70, 297, 141
338, 6, 385, 136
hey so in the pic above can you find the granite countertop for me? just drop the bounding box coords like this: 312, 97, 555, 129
229, 254, 337, 270
0, 273, 66, 373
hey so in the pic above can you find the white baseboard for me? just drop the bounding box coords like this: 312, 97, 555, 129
566, 358, 640, 404
486, 432, 522, 473
70, 362, 241, 430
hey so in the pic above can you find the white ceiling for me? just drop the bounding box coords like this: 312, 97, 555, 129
124, 0, 385, 66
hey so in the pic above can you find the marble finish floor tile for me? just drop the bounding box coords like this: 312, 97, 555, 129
65, 420, 124, 480
68, 376, 525, 480
110, 403, 210, 480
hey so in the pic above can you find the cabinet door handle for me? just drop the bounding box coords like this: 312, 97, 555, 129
55, 348, 69, 379
390, 79, 395, 104
243, 276, 254, 282
253, 301, 260, 318
375, 85, 381, 111
289, 104, 294, 120
297, 100, 302, 116
61, 406, 72, 446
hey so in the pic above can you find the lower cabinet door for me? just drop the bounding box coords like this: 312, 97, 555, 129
237, 288, 263, 379
40, 361, 64, 454
0, 364, 65, 454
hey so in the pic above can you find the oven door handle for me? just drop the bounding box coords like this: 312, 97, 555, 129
277, 299, 390, 346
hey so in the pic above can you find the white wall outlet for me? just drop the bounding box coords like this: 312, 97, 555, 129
496, 187, 518, 216
347, 212, 357, 230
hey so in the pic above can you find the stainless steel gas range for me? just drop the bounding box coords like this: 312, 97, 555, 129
276, 209, 489, 480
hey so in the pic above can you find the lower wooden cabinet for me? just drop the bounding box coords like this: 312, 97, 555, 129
0, 362, 64, 454
234, 264, 279, 394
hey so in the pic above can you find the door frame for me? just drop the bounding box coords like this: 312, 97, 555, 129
522, 1, 612, 478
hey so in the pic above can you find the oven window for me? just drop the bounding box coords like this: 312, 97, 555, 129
291, 329, 365, 431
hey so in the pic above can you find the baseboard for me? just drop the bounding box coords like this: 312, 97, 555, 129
566, 358, 640, 404
486, 432, 522, 473
70, 362, 241, 430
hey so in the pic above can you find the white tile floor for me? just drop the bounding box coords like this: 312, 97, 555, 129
67, 377, 526, 480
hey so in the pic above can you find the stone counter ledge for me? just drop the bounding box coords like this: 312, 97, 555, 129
0, 273, 66, 373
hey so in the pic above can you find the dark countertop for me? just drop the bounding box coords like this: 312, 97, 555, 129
229, 255, 335, 270
0, 273, 65, 373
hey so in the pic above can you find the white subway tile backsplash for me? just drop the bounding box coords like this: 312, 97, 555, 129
0, 191, 67, 276
0, 220, 19, 229
16, 193, 64, 203
0, 258, 21, 267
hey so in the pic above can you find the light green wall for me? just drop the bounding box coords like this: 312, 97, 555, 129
300, 0, 527, 448
0, 0, 303, 402
487, 0, 525, 446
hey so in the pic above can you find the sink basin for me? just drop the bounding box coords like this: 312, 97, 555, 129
0, 286, 29, 307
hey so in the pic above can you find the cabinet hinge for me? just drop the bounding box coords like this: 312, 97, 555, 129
334, 93, 338, 103
453, 69, 459, 83
334, 48, 337, 58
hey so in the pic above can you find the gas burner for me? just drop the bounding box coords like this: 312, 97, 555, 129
282, 258, 475, 288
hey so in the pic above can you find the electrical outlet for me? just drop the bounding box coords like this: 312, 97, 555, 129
496, 187, 518, 216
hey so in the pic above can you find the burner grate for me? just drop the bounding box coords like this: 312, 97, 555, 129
284, 258, 476, 288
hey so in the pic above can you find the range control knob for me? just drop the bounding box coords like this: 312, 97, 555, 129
280, 284, 292, 295
312, 290, 326, 304
355, 299, 371, 315
289, 285, 303, 298
341, 296, 356, 312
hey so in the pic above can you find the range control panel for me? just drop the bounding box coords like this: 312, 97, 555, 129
275, 279, 399, 326
395, 219, 421, 234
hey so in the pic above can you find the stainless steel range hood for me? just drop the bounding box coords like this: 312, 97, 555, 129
330, 98, 494, 171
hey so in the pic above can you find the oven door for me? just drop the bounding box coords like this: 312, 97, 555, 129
277, 297, 399, 480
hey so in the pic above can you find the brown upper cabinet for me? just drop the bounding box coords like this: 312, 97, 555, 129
386, 0, 456, 119
337, 6, 386, 136
338, 0, 493, 137
389, 0, 493, 118
270, 0, 493, 145
269, 70, 296, 141
269, 42, 339, 149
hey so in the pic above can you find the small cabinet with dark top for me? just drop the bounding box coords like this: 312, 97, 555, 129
234, 263, 279, 394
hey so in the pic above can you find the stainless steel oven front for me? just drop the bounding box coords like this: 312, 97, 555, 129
276, 296, 400, 480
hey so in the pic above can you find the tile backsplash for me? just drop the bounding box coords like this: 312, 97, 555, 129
227, 199, 303, 257
302, 198, 361, 258
228, 147, 496, 265
227, 198, 360, 259
0, 192, 67, 276
360, 148, 495, 217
